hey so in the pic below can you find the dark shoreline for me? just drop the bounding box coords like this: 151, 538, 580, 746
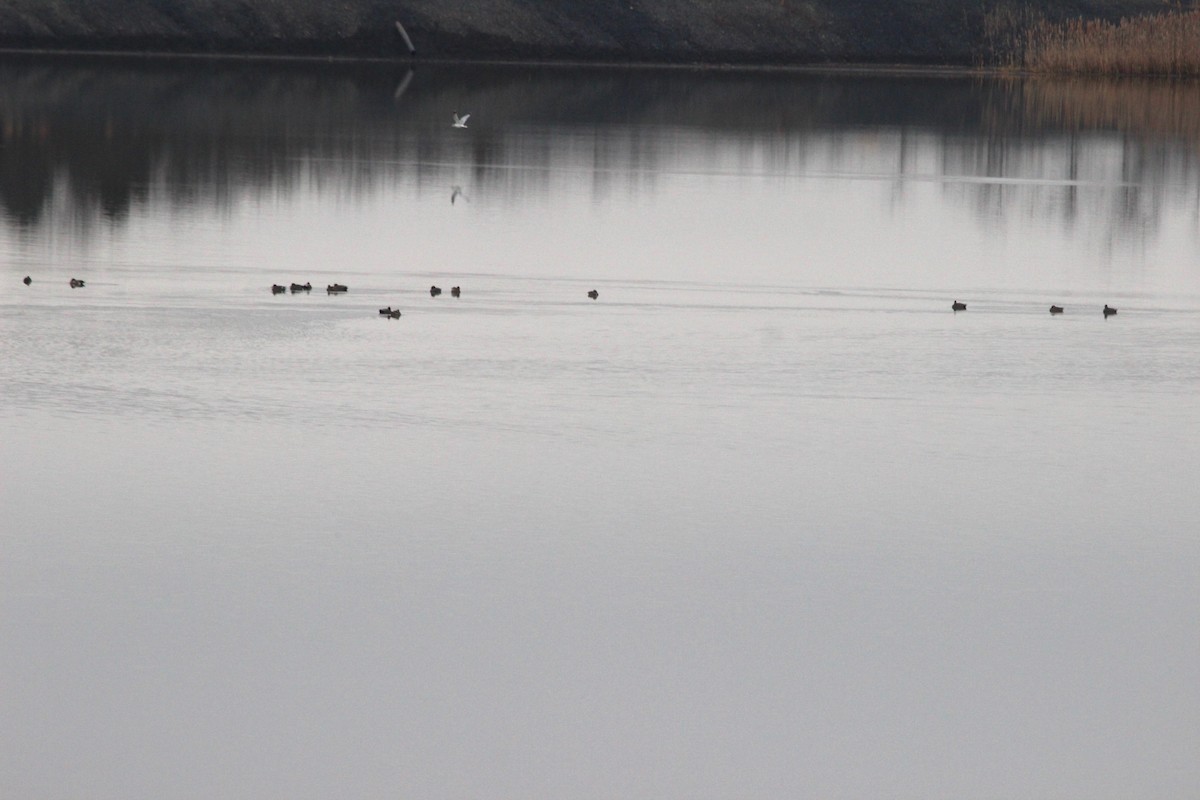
0, 45, 1006, 77
0, 43, 978, 70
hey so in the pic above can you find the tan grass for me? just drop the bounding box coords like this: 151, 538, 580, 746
1020, 6, 1200, 76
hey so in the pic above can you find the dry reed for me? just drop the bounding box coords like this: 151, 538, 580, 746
1020, 6, 1200, 76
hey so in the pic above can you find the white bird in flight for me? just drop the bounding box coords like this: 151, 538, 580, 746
452, 112, 470, 128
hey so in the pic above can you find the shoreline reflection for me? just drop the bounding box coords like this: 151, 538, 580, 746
1, 60, 1198, 240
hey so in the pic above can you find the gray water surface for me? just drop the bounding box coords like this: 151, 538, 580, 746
2, 61, 1198, 799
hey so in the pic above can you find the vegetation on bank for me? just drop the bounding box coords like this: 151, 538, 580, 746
0, 0, 1195, 75
0, 0, 1175, 68
990, 5, 1200, 76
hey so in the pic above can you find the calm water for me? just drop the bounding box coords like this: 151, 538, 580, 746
2, 60, 1198, 798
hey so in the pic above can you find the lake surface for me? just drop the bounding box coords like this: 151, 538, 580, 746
2, 59, 1198, 799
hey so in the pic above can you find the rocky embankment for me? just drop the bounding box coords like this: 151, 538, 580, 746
0, 0, 1169, 65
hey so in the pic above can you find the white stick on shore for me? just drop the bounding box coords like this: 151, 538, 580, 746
394, 20, 415, 54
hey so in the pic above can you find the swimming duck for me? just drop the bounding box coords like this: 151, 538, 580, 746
951, 300, 966, 311
588, 289, 599, 300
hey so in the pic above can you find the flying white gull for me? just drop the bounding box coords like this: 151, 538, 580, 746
452, 113, 470, 129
